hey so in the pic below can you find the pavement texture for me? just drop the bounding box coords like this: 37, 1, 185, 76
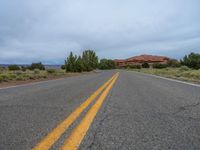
1, 70, 200, 150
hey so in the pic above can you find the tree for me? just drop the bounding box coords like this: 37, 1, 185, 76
180, 52, 200, 69
75, 56, 84, 72
99, 59, 116, 70
8, 65, 20, 71
29, 62, 45, 70
167, 59, 181, 67
152, 63, 167, 69
65, 52, 77, 72
61, 65, 65, 70
142, 62, 150, 68
82, 50, 98, 71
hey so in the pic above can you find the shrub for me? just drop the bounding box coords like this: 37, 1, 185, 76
61, 65, 65, 70
34, 69, 40, 74
0, 66, 5, 71
99, 59, 116, 70
167, 59, 181, 67
142, 62, 150, 68
7, 74, 17, 79
0, 76, 3, 82
179, 66, 190, 71
0, 74, 9, 81
16, 76, 23, 81
8, 65, 20, 71
128, 65, 141, 69
14, 71, 23, 75
21, 66, 27, 72
29, 62, 45, 70
46, 69, 56, 74
153, 63, 167, 69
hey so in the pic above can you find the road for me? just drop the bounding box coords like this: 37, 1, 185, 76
0, 70, 200, 150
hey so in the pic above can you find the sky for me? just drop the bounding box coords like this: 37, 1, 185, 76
0, 0, 200, 64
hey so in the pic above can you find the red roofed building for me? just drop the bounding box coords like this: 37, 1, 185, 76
114, 54, 170, 67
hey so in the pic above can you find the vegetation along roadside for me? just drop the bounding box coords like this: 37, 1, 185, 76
0, 50, 116, 86
127, 52, 200, 84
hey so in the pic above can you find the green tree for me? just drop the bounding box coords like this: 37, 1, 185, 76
99, 59, 116, 70
8, 65, 20, 71
142, 62, 150, 68
61, 65, 65, 70
82, 50, 98, 71
181, 52, 200, 69
167, 59, 181, 67
29, 62, 45, 70
152, 63, 167, 69
65, 52, 77, 72
75, 56, 84, 72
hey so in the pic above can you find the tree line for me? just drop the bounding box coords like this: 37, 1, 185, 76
7, 62, 45, 71
126, 52, 200, 70
63, 50, 116, 72
5, 51, 200, 72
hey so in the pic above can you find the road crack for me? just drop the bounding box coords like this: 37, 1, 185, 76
173, 102, 200, 115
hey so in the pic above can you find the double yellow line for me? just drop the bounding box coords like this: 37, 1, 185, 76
33, 72, 119, 150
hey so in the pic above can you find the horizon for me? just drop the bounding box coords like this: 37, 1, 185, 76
0, 52, 194, 65
0, 0, 200, 64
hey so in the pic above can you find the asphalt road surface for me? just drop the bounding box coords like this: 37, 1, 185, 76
0, 70, 200, 150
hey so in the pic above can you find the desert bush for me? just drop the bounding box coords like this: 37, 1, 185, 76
14, 71, 23, 75
167, 59, 181, 67
0, 74, 9, 81
34, 69, 40, 74
21, 66, 27, 72
142, 62, 150, 68
128, 65, 141, 69
46, 69, 56, 74
179, 66, 190, 71
8, 65, 20, 71
29, 62, 45, 70
61, 65, 65, 70
0, 76, 3, 82
153, 63, 167, 69
7, 74, 17, 79
99, 59, 116, 70
16, 76, 23, 81
0, 66, 6, 72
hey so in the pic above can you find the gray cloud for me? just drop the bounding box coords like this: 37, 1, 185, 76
0, 0, 200, 64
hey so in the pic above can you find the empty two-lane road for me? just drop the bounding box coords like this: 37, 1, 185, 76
1, 70, 200, 150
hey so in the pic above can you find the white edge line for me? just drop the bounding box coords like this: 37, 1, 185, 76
129, 70, 200, 88
0, 77, 65, 90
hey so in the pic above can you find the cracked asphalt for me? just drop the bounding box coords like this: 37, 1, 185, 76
1, 70, 200, 150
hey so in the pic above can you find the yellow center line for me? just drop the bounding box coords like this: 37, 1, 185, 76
32, 73, 117, 150
60, 73, 119, 150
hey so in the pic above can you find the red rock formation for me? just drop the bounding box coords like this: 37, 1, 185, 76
114, 54, 170, 67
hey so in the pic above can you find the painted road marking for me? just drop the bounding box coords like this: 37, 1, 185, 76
60, 73, 119, 150
32, 73, 118, 150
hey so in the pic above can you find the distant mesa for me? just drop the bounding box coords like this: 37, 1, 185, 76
114, 54, 170, 67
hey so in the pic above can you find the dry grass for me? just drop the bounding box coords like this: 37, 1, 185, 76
130, 66, 200, 84
0, 68, 74, 82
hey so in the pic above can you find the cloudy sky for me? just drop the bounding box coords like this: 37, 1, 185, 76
0, 0, 200, 64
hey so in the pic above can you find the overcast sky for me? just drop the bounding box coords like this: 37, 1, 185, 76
0, 0, 200, 64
